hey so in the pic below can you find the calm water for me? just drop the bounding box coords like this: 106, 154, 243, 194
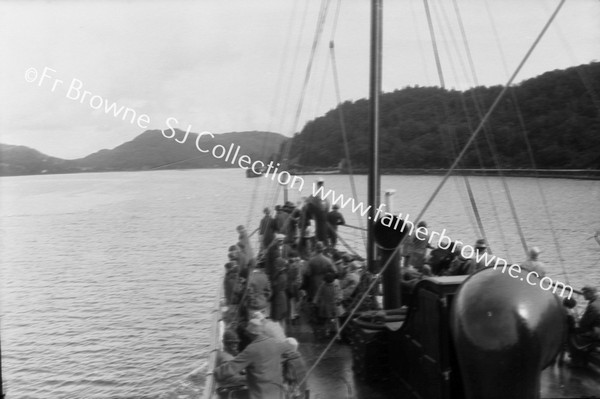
1, 169, 599, 398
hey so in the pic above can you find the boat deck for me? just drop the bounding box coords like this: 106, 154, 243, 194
286, 308, 600, 399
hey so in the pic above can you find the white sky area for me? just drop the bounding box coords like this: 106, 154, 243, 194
0, 0, 598, 159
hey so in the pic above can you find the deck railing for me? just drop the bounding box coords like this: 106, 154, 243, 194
201, 275, 225, 399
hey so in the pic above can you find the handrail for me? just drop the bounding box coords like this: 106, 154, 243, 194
201, 274, 225, 399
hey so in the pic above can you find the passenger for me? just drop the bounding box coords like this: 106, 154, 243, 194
569, 285, 600, 366
283, 201, 298, 245
463, 239, 489, 274
286, 251, 303, 323
282, 337, 308, 399
237, 225, 255, 261
215, 329, 246, 387
270, 257, 289, 328
214, 318, 295, 399
224, 259, 240, 305
246, 260, 271, 317
276, 205, 289, 233
407, 221, 432, 271
230, 244, 248, 278
340, 258, 360, 311
305, 241, 336, 300
520, 246, 546, 278
259, 207, 277, 251
267, 244, 286, 281
444, 243, 470, 276
307, 178, 330, 244
301, 225, 315, 259
313, 271, 342, 339
326, 204, 346, 248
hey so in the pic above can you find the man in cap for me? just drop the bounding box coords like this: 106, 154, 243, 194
305, 241, 336, 300
245, 259, 271, 316
521, 246, 546, 278
214, 318, 295, 399
305, 178, 330, 244
444, 242, 470, 276
326, 204, 346, 248
258, 207, 277, 251
577, 286, 600, 340
463, 238, 490, 275
407, 221, 431, 271
569, 285, 600, 365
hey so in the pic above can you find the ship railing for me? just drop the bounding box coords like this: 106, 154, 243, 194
201, 273, 225, 399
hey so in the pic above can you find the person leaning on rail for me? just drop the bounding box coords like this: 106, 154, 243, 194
214, 318, 296, 399
520, 246, 546, 278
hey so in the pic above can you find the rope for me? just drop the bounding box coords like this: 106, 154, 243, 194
299, 0, 568, 385
422, 0, 489, 248
329, 41, 367, 247
269, 0, 333, 206
416, 0, 567, 256
448, 0, 529, 257
482, 0, 571, 277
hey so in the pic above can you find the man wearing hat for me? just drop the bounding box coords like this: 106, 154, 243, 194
214, 318, 295, 399
326, 204, 346, 248
463, 238, 489, 275
305, 241, 336, 300
569, 285, 600, 365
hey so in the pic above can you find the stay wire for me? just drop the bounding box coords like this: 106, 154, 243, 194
330, 40, 367, 250
422, 0, 488, 247
262, 0, 311, 209
483, 0, 572, 282
429, 3, 510, 256
270, 0, 333, 207
247, 0, 302, 226
449, 0, 530, 256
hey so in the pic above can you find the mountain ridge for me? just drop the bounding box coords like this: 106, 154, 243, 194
0, 130, 286, 176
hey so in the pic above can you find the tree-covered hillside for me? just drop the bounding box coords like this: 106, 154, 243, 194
287, 62, 600, 170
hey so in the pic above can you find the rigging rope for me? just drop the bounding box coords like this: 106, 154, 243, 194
416, 0, 567, 242
330, 41, 368, 249
269, 0, 333, 207
300, 0, 568, 385
248, 0, 303, 226
446, 0, 529, 257
481, 0, 572, 282
422, 0, 489, 249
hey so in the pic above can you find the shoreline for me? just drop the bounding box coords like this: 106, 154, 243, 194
294, 168, 600, 180
1, 167, 599, 181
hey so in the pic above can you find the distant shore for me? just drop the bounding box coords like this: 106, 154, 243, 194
293, 168, 600, 180
2, 167, 599, 180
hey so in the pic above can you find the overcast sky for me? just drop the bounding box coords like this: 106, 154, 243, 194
1, 0, 598, 159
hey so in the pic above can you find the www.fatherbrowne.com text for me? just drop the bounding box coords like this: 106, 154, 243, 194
310, 183, 574, 299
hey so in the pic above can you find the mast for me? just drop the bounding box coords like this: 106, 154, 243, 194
367, 0, 382, 275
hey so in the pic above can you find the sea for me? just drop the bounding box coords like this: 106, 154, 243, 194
1, 169, 599, 399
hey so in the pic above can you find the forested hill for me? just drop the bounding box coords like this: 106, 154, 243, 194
287, 62, 600, 170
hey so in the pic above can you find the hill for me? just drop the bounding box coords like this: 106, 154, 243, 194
286, 62, 600, 170
73, 130, 286, 172
0, 144, 79, 176
0, 130, 286, 176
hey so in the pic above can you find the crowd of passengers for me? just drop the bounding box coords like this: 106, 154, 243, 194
214, 200, 360, 399
214, 198, 600, 398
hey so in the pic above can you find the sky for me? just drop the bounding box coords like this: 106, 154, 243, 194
0, 0, 598, 159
